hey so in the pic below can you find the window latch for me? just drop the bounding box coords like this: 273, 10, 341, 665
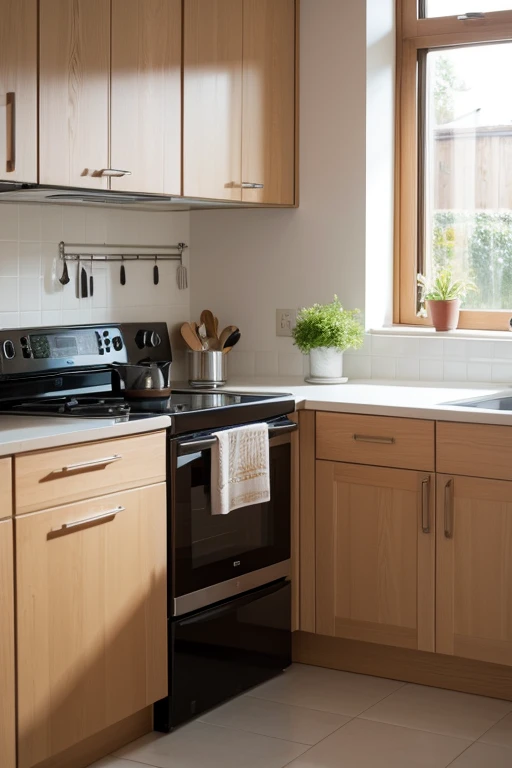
457, 12, 485, 20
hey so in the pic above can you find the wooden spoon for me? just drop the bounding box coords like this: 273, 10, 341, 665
222, 330, 241, 353
218, 325, 238, 350
181, 322, 203, 351
200, 310, 217, 340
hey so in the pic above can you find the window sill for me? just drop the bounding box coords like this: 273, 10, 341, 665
370, 325, 512, 341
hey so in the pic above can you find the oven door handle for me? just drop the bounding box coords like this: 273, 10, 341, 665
176, 420, 298, 456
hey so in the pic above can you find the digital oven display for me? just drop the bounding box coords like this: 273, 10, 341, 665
29, 333, 94, 359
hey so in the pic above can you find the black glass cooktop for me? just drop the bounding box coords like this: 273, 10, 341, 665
0, 390, 295, 435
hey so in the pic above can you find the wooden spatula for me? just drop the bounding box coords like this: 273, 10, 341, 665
181, 322, 203, 351
200, 310, 217, 340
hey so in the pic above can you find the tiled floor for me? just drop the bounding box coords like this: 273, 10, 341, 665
87, 664, 512, 768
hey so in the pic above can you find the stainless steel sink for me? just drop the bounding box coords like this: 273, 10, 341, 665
450, 395, 512, 411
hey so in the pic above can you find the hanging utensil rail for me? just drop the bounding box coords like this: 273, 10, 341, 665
59, 241, 188, 263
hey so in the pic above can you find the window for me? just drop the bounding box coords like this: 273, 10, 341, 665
423, 0, 512, 18
397, 2, 512, 329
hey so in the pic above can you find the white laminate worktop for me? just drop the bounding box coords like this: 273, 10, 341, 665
3, 378, 512, 458
217, 377, 512, 426
0, 414, 172, 457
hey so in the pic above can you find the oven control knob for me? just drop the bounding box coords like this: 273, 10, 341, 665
146, 331, 161, 348
112, 335, 123, 352
2, 340, 15, 360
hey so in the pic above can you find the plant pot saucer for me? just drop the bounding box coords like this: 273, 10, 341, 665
304, 376, 348, 385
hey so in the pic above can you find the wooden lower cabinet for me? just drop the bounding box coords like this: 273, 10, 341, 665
16, 484, 167, 768
316, 461, 435, 652
437, 474, 512, 667
0, 518, 15, 768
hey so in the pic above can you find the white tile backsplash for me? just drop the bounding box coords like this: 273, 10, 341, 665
0, 202, 191, 377
371, 355, 396, 380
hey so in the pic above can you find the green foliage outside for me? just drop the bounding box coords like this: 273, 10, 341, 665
292, 296, 364, 354
432, 211, 512, 310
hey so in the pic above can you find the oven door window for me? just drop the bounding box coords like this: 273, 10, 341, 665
173, 438, 291, 596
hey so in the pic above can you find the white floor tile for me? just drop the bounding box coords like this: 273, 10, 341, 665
285, 718, 471, 768
247, 663, 404, 716
113, 720, 309, 768
449, 741, 512, 767
361, 683, 512, 740
200, 694, 350, 745
479, 712, 512, 748
86, 758, 140, 768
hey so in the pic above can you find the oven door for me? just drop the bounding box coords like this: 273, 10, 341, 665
171, 418, 296, 616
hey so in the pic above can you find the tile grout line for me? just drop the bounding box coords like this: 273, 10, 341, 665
279, 716, 359, 768
352, 680, 408, 718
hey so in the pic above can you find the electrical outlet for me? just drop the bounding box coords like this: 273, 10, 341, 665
276, 309, 297, 337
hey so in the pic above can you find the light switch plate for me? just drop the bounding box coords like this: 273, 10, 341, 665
276, 309, 297, 337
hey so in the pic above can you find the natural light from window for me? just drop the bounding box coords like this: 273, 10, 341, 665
425, 0, 512, 16
425, 42, 512, 311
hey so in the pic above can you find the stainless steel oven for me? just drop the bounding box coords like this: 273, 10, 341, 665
169, 417, 297, 617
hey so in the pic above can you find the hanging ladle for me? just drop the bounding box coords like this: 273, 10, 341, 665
59, 259, 70, 286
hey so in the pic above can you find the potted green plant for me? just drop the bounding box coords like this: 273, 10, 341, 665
292, 296, 364, 383
417, 269, 476, 332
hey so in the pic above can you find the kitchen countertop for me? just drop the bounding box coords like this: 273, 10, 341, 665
217, 377, 512, 426
2, 378, 512, 458
0, 414, 172, 457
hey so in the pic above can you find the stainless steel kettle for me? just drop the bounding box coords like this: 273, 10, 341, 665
111, 361, 172, 392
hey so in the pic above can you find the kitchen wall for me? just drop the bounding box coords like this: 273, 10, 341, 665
0, 202, 191, 372
190, 0, 370, 378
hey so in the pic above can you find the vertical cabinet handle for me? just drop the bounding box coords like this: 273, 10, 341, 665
6, 92, 15, 172
444, 478, 454, 539
421, 477, 430, 534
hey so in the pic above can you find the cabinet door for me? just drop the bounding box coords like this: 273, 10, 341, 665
16, 484, 167, 768
316, 461, 435, 651
183, 0, 243, 201
0, 519, 15, 768
241, 0, 295, 205
39, 0, 110, 189
111, 0, 182, 195
0, 0, 37, 182
437, 474, 512, 666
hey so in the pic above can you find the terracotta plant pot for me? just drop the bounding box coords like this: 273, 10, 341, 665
427, 299, 461, 332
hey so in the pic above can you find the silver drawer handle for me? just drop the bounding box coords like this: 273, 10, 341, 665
99, 168, 132, 177
421, 478, 430, 534
353, 434, 395, 445
444, 479, 454, 539
242, 182, 264, 189
6, 92, 15, 172
61, 506, 124, 532
457, 12, 485, 20
61, 454, 122, 472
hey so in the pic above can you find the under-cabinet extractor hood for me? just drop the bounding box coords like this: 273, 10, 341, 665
0, 183, 260, 211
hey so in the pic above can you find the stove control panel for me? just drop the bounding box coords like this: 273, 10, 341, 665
0, 325, 128, 376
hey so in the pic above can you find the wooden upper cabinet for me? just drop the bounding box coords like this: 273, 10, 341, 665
111, 0, 182, 195
39, 0, 110, 189
0, 0, 37, 183
0, 519, 15, 768
183, 0, 243, 201
16, 484, 167, 768
437, 474, 512, 667
242, 0, 296, 205
316, 461, 435, 652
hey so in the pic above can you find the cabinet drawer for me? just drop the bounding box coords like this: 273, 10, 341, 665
0, 458, 13, 519
16, 484, 167, 768
316, 412, 435, 471
15, 431, 166, 514
437, 421, 512, 480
